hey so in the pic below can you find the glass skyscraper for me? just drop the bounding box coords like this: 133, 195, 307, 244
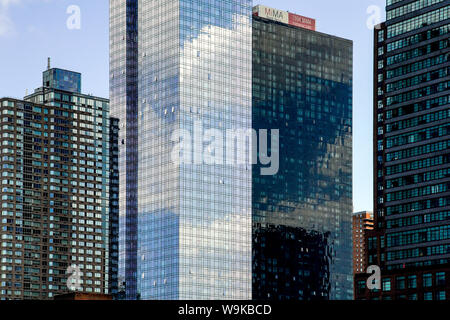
252, 8, 353, 300
355, 0, 449, 300
110, 0, 252, 300
110, 0, 139, 299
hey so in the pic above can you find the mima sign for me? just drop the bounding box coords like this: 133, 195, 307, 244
253, 5, 289, 25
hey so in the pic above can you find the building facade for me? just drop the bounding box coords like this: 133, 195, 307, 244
111, 0, 253, 300
355, 0, 449, 300
108, 118, 120, 298
352, 212, 374, 274
252, 6, 353, 300
0, 67, 118, 299
110, 0, 139, 299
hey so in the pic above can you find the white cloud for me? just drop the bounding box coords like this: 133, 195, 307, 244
0, 11, 14, 36
0, 0, 21, 9
0, 0, 21, 37
0, 0, 53, 36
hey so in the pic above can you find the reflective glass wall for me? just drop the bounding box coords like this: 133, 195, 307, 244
137, 0, 252, 300
43, 68, 81, 94
110, 0, 139, 299
252, 16, 354, 300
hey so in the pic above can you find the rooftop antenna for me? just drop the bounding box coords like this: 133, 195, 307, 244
47, 57, 51, 70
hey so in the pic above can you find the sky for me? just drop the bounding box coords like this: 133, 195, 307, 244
0, 0, 387, 213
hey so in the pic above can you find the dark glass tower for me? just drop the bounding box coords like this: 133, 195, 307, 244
110, 0, 139, 299
355, 0, 449, 300
109, 118, 120, 298
252, 7, 353, 300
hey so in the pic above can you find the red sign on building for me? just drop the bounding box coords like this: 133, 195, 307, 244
288, 13, 316, 31
253, 5, 316, 31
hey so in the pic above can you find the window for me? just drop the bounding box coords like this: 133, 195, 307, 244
436, 291, 446, 301
382, 278, 391, 292
408, 275, 417, 289
378, 30, 384, 42
424, 292, 433, 300
357, 280, 365, 294
423, 273, 432, 287
396, 276, 405, 290
436, 272, 445, 286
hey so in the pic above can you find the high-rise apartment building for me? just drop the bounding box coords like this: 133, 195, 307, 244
352, 212, 374, 274
252, 5, 353, 300
355, 0, 449, 300
111, 0, 253, 300
0, 66, 119, 299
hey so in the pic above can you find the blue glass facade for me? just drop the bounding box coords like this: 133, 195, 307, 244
252, 15, 354, 300
137, 0, 252, 300
43, 68, 81, 94
111, 0, 252, 299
